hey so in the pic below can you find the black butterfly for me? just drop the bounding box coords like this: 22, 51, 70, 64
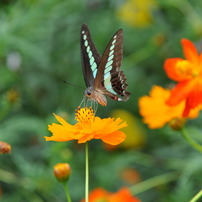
81, 24, 130, 106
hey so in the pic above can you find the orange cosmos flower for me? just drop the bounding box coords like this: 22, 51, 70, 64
45, 107, 127, 145
164, 38, 202, 116
139, 86, 201, 129
82, 187, 140, 202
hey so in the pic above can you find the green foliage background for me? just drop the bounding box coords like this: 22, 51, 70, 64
1, 0, 202, 201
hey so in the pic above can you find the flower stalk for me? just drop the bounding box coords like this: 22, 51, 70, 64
63, 182, 72, 202
130, 171, 178, 195
180, 128, 202, 152
85, 142, 89, 202
190, 189, 202, 202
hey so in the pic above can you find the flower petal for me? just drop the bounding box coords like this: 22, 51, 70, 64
166, 78, 202, 117
101, 131, 126, 145
44, 135, 74, 142
53, 113, 72, 127
109, 187, 140, 202
181, 38, 198, 63
166, 80, 195, 106
77, 133, 95, 144
182, 78, 202, 116
45, 114, 81, 142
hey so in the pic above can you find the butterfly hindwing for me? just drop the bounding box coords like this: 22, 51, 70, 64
94, 29, 130, 101
81, 24, 101, 87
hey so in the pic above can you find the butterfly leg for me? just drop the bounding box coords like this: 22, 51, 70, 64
93, 101, 98, 114
79, 97, 87, 108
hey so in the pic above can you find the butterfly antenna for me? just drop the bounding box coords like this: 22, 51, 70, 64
63, 80, 84, 90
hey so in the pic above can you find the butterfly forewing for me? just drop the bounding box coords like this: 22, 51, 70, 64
94, 29, 130, 101
81, 24, 101, 87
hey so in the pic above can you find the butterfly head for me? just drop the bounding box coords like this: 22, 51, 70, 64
84, 87, 107, 106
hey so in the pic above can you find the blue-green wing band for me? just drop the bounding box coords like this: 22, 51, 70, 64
81, 24, 101, 87
94, 29, 131, 101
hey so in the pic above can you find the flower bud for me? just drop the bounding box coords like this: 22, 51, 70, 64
0, 141, 11, 154
169, 117, 186, 131
53, 163, 71, 182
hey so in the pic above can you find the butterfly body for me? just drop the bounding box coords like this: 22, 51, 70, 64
84, 87, 107, 106
81, 24, 130, 106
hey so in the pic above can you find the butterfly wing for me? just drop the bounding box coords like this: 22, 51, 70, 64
94, 29, 131, 101
81, 24, 101, 87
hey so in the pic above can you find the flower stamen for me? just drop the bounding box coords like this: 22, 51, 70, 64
75, 107, 95, 123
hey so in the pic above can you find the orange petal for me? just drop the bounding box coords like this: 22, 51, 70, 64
183, 79, 202, 116
186, 79, 202, 107
164, 58, 183, 81
101, 131, 126, 145
44, 134, 74, 141
77, 133, 95, 144
88, 188, 109, 201
166, 80, 194, 106
45, 115, 81, 141
48, 123, 76, 137
181, 39, 198, 63
81, 188, 109, 202
109, 187, 140, 202
53, 113, 72, 127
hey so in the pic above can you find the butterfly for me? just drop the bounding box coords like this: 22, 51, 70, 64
81, 24, 130, 106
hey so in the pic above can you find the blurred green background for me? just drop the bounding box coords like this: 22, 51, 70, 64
1, 0, 202, 201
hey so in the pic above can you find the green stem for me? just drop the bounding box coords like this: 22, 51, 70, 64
175, 0, 201, 27
190, 190, 202, 202
180, 128, 202, 152
85, 142, 89, 202
130, 172, 178, 195
63, 182, 72, 202
125, 42, 155, 66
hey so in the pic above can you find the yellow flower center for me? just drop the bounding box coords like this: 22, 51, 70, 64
177, 60, 202, 78
177, 60, 192, 75
75, 107, 95, 123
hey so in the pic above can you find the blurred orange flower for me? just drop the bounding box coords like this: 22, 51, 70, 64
82, 187, 140, 202
45, 107, 127, 145
0, 141, 11, 154
164, 39, 202, 116
121, 168, 141, 185
139, 86, 201, 129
